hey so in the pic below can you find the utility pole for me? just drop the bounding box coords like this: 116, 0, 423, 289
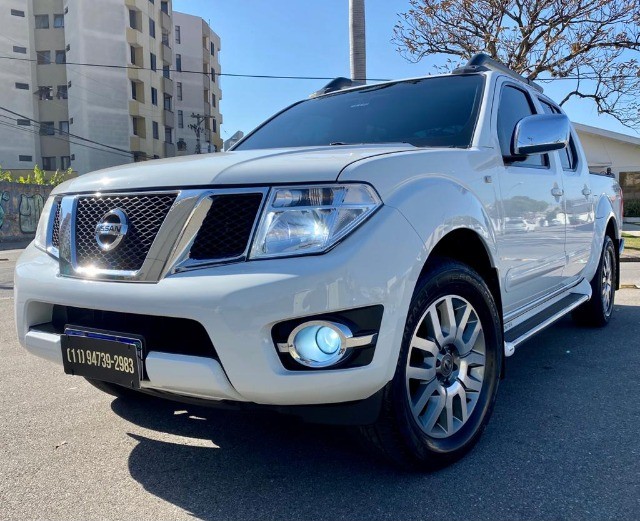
188, 113, 209, 154
349, 0, 366, 84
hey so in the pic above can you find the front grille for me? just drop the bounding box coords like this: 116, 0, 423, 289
189, 193, 263, 261
51, 202, 61, 248
74, 193, 176, 272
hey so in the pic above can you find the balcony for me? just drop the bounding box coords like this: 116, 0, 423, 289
163, 109, 174, 128
126, 26, 144, 47
129, 100, 143, 116
161, 43, 173, 64
130, 136, 142, 150
164, 142, 176, 157
203, 101, 211, 117
160, 11, 171, 30
162, 75, 173, 94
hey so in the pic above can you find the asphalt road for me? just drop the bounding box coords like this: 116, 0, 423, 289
1, 253, 640, 520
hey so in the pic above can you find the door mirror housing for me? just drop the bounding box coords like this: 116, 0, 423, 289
511, 113, 570, 157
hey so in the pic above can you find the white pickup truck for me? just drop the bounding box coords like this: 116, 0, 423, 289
15, 54, 623, 469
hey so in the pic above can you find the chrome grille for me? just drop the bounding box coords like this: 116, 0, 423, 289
74, 193, 176, 272
189, 193, 263, 261
51, 202, 61, 248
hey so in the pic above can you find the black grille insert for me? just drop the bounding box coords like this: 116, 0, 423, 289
74, 193, 176, 271
51, 305, 217, 359
51, 202, 61, 248
189, 193, 263, 261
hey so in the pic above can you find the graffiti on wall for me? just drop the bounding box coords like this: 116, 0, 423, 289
0, 182, 53, 242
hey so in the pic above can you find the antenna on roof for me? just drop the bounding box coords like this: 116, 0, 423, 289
453, 53, 544, 93
309, 77, 358, 98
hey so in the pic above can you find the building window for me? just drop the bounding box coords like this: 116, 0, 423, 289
149, 18, 156, 38
164, 126, 172, 144
212, 118, 217, 133
15, 83, 30, 90
210, 42, 215, 56
11, 9, 25, 17
161, 1, 169, 14
150, 53, 157, 71
178, 110, 183, 128
59, 121, 69, 134
55, 50, 66, 64
211, 68, 215, 82
153, 121, 159, 140
175, 25, 181, 44
163, 93, 172, 111
19, 155, 32, 162
53, 14, 64, 28
130, 45, 136, 65
212, 93, 216, 107
132, 116, 141, 136
40, 122, 55, 136
37, 51, 51, 65
131, 81, 138, 100
42, 157, 56, 170
163, 65, 170, 79
35, 14, 49, 29
129, 9, 138, 30
13, 46, 27, 54
60, 156, 71, 170
176, 54, 182, 72
162, 31, 170, 47
177, 82, 182, 101
39, 86, 53, 100
151, 87, 158, 106
17, 119, 30, 126
56, 85, 68, 99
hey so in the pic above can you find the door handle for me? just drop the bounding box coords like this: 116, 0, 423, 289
582, 187, 592, 196
551, 187, 564, 197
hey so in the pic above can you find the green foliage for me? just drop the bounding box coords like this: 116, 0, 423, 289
624, 199, 640, 218
0, 165, 71, 187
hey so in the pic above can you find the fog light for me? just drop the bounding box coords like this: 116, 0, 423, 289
287, 321, 353, 368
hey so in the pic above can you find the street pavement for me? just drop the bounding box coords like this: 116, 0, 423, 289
1, 255, 639, 520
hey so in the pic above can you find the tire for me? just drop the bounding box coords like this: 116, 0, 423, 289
358, 259, 502, 470
85, 378, 148, 400
572, 235, 616, 327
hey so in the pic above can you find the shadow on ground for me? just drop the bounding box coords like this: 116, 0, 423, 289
112, 304, 640, 521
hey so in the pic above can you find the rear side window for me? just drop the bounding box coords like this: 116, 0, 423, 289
497, 85, 546, 168
539, 99, 577, 170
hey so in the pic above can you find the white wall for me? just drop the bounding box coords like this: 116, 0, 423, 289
65, 0, 132, 174
0, 0, 41, 170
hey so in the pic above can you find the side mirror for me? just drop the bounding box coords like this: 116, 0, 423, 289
512, 113, 570, 156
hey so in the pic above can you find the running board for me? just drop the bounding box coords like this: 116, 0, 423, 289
503, 281, 591, 357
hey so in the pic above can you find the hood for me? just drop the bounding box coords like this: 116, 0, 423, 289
53, 144, 415, 194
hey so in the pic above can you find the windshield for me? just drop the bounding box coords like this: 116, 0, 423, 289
236, 75, 484, 150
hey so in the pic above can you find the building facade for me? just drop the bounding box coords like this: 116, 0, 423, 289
173, 12, 223, 155
0, 0, 222, 175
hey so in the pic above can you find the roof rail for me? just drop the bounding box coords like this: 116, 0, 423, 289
453, 53, 543, 93
309, 77, 360, 98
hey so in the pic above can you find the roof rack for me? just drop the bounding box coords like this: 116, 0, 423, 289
309, 77, 361, 99
452, 53, 543, 93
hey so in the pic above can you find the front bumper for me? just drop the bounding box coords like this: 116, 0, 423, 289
15, 206, 424, 406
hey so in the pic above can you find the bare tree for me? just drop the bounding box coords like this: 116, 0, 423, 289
394, 0, 640, 128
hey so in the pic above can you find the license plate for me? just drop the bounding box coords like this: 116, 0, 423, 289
61, 327, 144, 389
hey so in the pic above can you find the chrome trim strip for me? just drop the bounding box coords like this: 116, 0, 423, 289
504, 293, 589, 356
45, 196, 61, 259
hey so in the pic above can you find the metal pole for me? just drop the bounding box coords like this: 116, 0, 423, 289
349, 0, 366, 84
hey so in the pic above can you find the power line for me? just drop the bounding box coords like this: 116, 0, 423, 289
0, 105, 152, 160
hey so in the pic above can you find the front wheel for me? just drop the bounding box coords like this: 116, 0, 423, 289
358, 259, 502, 470
572, 235, 617, 327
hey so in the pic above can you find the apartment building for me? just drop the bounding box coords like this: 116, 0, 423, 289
173, 12, 223, 155
0, 0, 222, 175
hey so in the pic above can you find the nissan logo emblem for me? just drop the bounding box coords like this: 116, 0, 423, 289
95, 209, 129, 252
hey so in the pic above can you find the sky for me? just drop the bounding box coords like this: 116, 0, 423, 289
173, 0, 639, 142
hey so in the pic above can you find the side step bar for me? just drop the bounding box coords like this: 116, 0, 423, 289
504, 282, 591, 357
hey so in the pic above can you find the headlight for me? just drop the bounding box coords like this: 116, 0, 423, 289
34, 196, 56, 252
250, 184, 381, 259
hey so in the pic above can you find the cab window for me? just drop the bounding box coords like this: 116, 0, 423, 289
497, 85, 547, 168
